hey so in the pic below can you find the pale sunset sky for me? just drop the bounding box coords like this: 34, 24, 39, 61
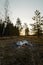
0, 0, 43, 25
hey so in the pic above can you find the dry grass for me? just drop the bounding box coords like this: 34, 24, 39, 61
0, 36, 43, 65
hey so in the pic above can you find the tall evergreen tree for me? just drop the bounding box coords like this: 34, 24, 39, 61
15, 18, 22, 35
24, 23, 29, 36
31, 10, 43, 36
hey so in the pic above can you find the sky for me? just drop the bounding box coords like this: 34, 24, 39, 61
0, 0, 43, 26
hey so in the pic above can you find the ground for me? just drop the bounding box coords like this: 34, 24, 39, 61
0, 36, 43, 65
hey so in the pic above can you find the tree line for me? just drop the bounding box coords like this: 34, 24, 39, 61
0, 10, 43, 37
